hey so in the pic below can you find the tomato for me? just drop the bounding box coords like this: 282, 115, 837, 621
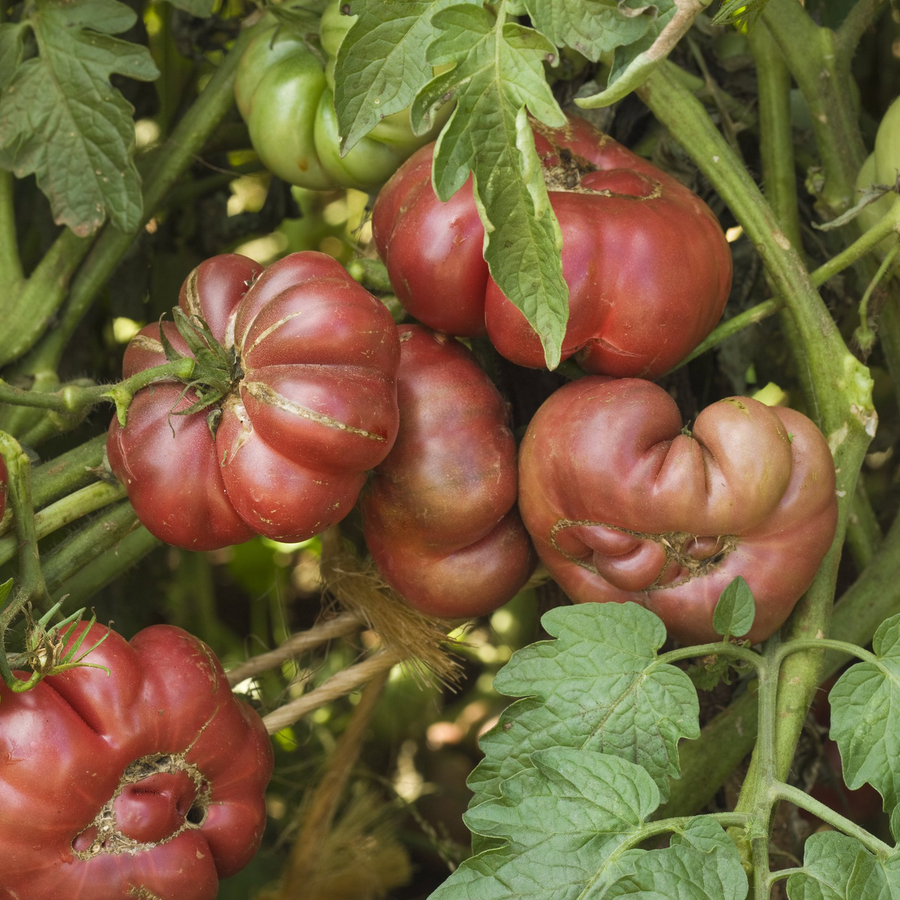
0, 457, 6, 521
234, 11, 445, 192
361, 325, 535, 617
0, 622, 272, 900
856, 96, 900, 249
107, 251, 400, 551
518, 377, 838, 645
372, 115, 733, 378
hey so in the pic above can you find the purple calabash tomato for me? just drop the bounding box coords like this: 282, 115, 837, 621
107, 252, 400, 551
372, 115, 733, 378
0, 622, 272, 900
518, 377, 838, 645
361, 326, 535, 617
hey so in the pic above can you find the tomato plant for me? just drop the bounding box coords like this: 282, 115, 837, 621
373, 116, 733, 378
361, 325, 535, 618
0, 0, 899, 897
0, 622, 272, 900
107, 251, 400, 551
518, 377, 838, 644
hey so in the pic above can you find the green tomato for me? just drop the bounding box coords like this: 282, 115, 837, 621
235, 22, 445, 192
320, 0, 355, 58
874, 96, 900, 186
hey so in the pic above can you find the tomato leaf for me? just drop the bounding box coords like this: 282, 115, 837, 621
468, 602, 700, 834
411, 5, 569, 369
785, 831, 900, 899
167, 0, 215, 16
575, 0, 708, 108
712, 576, 756, 639
0, 0, 159, 236
520, 0, 657, 62
829, 612, 900, 838
333, 0, 461, 154
432, 750, 745, 900
0, 23, 28, 94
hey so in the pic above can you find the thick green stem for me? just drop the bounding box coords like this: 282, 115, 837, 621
40, 501, 140, 602
0, 357, 195, 425
9, 20, 268, 381
773, 781, 892, 856
0, 432, 50, 687
0, 230, 92, 369
0, 481, 126, 568
52, 526, 160, 607
762, 0, 866, 214
835, 0, 890, 70
0, 170, 22, 295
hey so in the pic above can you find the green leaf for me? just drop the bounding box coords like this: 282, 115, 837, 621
0, 0, 159, 236
828, 613, 900, 836
712, 576, 755, 639
575, 0, 709, 109
333, 0, 462, 152
0, 23, 28, 94
410, 5, 569, 368
432, 750, 744, 900
520, 0, 656, 62
786, 832, 900, 899
603, 817, 748, 899
468, 602, 700, 820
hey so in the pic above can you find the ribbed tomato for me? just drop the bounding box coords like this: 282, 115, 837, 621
0, 622, 272, 900
518, 377, 838, 644
107, 252, 400, 551
361, 326, 535, 617
372, 115, 733, 378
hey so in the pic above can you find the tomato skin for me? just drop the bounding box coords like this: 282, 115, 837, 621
234, 18, 445, 192
0, 457, 6, 521
361, 326, 535, 617
0, 622, 272, 900
373, 115, 733, 377
108, 251, 400, 551
518, 377, 838, 645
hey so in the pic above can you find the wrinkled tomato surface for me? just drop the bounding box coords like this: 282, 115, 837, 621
0, 622, 272, 900
372, 115, 733, 378
107, 251, 400, 551
518, 377, 838, 644
361, 325, 534, 617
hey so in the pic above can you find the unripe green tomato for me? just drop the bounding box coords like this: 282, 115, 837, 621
320, 0, 354, 58
874, 95, 900, 185
235, 23, 444, 192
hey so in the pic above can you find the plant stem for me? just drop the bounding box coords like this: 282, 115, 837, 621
273, 672, 388, 899
776, 637, 878, 666
0, 481, 126, 568
762, 0, 866, 214
9, 20, 268, 381
0, 170, 22, 295
0, 357, 195, 424
0, 230, 92, 369
835, 0, 890, 69
262, 647, 406, 734
226, 612, 365, 687
0, 432, 50, 688
854, 245, 899, 353
658, 641, 763, 671
0, 433, 108, 536
40, 501, 140, 603
772, 781, 893, 856
50, 526, 160, 607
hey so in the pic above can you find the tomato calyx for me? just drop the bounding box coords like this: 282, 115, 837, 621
550, 518, 737, 591
158, 308, 244, 435
71, 751, 211, 858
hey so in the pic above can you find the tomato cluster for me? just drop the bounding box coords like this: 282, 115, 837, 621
234, 4, 446, 193
0, 623, 272, 900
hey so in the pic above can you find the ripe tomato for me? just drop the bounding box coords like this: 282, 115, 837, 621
107, 251, 400, 551
234, 11, 445, 192
361, 326, 535, 617
372, 115, 733, 378
518, 377, 838, 645
0, 622, 272, 900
